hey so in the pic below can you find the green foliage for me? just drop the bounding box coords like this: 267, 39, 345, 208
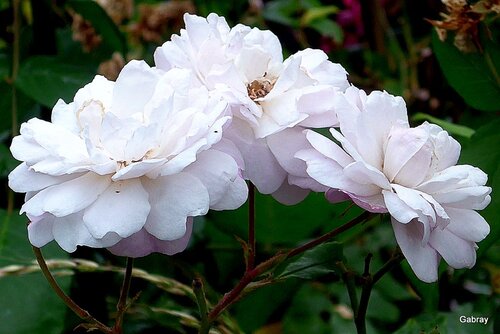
432, 30, 500, 112
0, 210, 71, 334
264, 0, 343, 42
15, 56, 96, 108
0, 1, 497, 333
279, 241, 343, 280
411, 112, 475, 139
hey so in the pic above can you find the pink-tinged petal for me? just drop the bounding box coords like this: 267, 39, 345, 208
383, 127, 430, 185
108, 219, 194, 257
325, 189, 351, 203
348, 192, 388, 213
143, 173, 209, 240
391, 184, 436, 222
184, 149, 248, 210
424, 123, 461, 173
83, 179, 150, 239
112, 60, 160, 118
8, 163, 77, 193
52, 212, 121, 252
226, 124, 287, 194
27, 214, 55, 248
296, 86, 339, 128
267, 127, 310, 176
21, 172, 111, 217
344, 161, 391, 189
288, 174, 329, 192
429, 227, 476, 269
159, 138, 208, 176
271, 181, 309, 205
260, 90, 303, 125
305, 130, 353, 167
211, 138, 245, 170
391, 218, 439, 283
444, 207, 490, 243
432, 186, 491, 210
361, 91, 409, 144
350, 91, 408, 169
328, 128, 364, 163
295, 148, 345, 189
382, 190, 418, 224
291, 49, 348, 88
416, 165, 486, 194
211, 175, 248, 210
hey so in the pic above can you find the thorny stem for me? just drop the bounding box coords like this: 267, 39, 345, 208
32, 246, 114, 334
247, 182, 256, 270
201, 211, 372, 332
287, 211, 372, 259
354, 248, 404, 334
112, 257, 134, 333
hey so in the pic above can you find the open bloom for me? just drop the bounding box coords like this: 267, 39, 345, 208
8, 60, 248, 257
297, 86, 491, 282
154, 13, 349, 203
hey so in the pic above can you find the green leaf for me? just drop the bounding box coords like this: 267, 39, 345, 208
15, 56, 95, 108
283, 284, 338, 334
394, 313, 446, 334
411, 112, 475, 138
308, 19, 343, 42
0, 143, 17, 177
68, 0, 127, 55
263, 0, 300, 27
279, 241, 343, 280
234, 279, 301, 333
208, 192, 359, 245
432, 30, 500, 112
0, 210, 71, 334
459, 119, 500, 256
301, 6, 339, 26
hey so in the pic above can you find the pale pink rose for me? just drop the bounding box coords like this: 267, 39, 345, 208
154, 13, 349, 203
9, 60, 248, 257
297, 86, 491, 282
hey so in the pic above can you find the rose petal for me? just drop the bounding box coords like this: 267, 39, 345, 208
83, 178, 150, 239
108, 218, 194, 257
391, 218, 439, 283
143, 173, 209, 240
21, 172, 110, 217
444, 207, 490, 243
429, 227, 476, 269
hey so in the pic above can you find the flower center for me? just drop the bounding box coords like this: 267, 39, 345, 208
247, 76, 276, 100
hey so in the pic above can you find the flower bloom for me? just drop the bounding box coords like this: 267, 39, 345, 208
8, 60, 248, 257
154, 13, 349, 203
296, 86, 491, 282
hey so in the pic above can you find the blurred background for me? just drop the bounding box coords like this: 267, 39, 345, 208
0, 0, 498, 333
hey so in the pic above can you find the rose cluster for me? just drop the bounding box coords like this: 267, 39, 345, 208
9, 14, 491, 282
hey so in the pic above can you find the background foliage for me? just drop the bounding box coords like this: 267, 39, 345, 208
0, 0, 498, 333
